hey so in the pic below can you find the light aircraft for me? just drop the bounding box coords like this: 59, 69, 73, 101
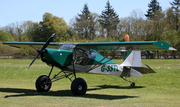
3, 33, 176, 95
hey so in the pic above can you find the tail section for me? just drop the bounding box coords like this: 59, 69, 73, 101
121, 51, 155, 77
120, 34, 155, 86
123, 35, 141, 67
120, 34, 155, 77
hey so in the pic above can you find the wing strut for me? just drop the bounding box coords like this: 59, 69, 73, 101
87, 46, 120, 72
87, 57, 113, 72
30, 45, 38, 50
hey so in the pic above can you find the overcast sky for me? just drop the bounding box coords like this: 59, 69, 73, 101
0, 0, 172, 27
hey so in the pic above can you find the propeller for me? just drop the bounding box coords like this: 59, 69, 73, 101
28, 33, 55, 69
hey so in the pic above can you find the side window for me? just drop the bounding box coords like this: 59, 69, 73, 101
74, 47, 90, 66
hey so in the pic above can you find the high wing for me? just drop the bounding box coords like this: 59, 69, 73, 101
3, 41, 176, 51
3, 42, 64, 50
75, 41, 176, 51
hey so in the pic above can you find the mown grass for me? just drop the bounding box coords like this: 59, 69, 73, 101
0, 59, 180, 107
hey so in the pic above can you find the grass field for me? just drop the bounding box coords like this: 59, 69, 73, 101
0, 59, 180, 107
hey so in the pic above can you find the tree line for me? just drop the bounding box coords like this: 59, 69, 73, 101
0, 0, 180, 51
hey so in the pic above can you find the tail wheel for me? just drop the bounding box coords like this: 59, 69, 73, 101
36, 75, 52, 92
131, 82, 136, 87
71, 78, 87, 95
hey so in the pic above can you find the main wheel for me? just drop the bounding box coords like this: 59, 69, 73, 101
71, 78, 87, 95
36, 75, 52, 92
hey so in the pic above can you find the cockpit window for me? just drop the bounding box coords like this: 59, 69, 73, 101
60, 44, 76, 51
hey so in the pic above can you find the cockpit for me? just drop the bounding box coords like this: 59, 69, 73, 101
59, 43, 97, 66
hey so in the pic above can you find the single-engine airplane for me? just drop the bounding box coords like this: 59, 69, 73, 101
3, 33, 176, 95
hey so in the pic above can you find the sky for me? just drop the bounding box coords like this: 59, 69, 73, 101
0, 0, 172, 27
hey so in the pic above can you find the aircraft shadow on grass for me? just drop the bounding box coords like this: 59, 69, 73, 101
88, 85, 145, 91
0, 85, 145, 100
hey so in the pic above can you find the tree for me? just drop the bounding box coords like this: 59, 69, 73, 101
130, 9, 146, 40
99, 0, 119, 38
2, 22, 23, 41
21, 21, 38, 42
145, 10, 165, 41
116, 9, 148, 41
15, 22, 23, 42
170, 0, 180, 30
163, 30, 178, 47
165, 8, 176, 30
2, 23, 17, 41
73, 3, 97, 40
145, 0, 164, 41
0, 30, 14, 42
145, 0, 162, 20
170, 0, 180, 13
33, 12, 68, 42
117, 17, 133, 39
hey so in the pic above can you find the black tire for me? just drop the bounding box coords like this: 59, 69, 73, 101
36, 75, 52, 92
131, 82, 135, 87
71, 78, 87, 95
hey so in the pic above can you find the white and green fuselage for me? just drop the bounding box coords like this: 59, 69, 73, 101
67, 50, 152, 77
3, 41, 175, 77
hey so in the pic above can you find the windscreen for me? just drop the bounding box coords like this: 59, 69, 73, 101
60, 43, 76, 51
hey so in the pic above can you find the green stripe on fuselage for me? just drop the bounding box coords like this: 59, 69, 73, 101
87, 49, 115, 65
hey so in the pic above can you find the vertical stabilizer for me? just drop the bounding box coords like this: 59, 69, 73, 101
122, 51, 141, 67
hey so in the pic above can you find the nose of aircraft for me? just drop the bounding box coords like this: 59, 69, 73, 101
41, 48, 73, 68
28, 33, 55, 69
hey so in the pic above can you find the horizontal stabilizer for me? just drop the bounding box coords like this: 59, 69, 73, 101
131, 64, 156, 74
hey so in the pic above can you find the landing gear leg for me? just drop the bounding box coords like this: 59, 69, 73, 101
120, 76, 135, 87
70, 55, 87, 95
36, 55, 88, 95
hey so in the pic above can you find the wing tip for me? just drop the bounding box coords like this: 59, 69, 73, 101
168, 47, 177, 51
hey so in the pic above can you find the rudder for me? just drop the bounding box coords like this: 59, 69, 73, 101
122, 51, 142, 67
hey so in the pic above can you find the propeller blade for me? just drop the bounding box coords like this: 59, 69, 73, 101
28, 33, 55, 69
42, 33, 55, 50
28, 54, 39, 69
